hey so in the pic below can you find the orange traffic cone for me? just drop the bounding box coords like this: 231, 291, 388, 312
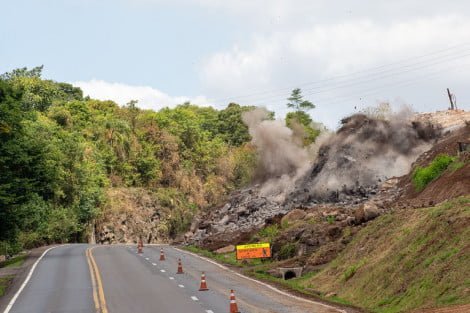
177, 258, 184, 274
229, 289, 240, 313
159, 248, 165, 261
137, 245, 143, 254
199, 272, 209, 291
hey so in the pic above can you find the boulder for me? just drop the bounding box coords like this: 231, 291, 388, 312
281, 209, 307, 224
354, 203, 380, 224
215, 245, 235, 254
364, 203, 380, 221
218, 215, 230, 225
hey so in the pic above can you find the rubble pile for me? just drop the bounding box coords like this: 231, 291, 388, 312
189, 112, 445, 249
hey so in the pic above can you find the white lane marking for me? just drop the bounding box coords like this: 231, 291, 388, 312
169, 277, 175, 280
174, 247, 347, 313
145, 257, 149, 260
191, 296, 199, 301
152, 263, 157, 266
160, 269, 166, 273
178, 284, 185, 288
206, 310, 214, 313
3, 245, 60, 313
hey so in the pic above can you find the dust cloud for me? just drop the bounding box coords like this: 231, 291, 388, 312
242, 105, 441, 204
291, 106, 441, 203
242, 108, 311, 200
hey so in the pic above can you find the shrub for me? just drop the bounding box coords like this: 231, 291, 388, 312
412, 154, 455, 191
279, 243, 297, 259
258, 225, 280, 241
326, 215, 336, 224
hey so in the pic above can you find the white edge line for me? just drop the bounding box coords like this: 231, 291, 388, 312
3, 245, 60, 313
174, 246, 347, 313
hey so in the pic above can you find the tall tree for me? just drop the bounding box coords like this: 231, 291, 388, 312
286, 88, 315, 111
286, 88, 319, 145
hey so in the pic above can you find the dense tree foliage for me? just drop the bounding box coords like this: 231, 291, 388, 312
0, 67, 257, 252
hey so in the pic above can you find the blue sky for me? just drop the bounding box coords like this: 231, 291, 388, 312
1, 0, 237, 94
2, 0, 470, 128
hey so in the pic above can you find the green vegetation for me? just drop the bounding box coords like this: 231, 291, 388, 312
306, 196, 470, 313
412, 154, 455, 191
0, 66, 259, 251
285, 88, 320, 145
279, 243, 297, 259
0, 276, 13, 297
0, 255, 26, 268
326, 215, 336, 224
183, 245, 239, 266
342, 259, 366, 281
257, 224, 280, 241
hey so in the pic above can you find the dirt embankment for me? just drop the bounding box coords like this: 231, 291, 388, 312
308, 196, 470, 313
396, 123, 470, 208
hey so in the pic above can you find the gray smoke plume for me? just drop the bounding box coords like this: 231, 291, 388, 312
242, 105, 441, 205
290, 106, 441, 203
242, 108, 311, 200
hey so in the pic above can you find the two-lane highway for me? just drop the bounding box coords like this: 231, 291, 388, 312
1, 244, 343, 313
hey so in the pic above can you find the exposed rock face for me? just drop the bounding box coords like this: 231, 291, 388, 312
96, 188, 170, 244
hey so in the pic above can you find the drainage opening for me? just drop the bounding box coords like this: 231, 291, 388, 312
284, 271, 297, 280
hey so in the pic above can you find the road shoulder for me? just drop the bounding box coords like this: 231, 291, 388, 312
0, 245, 57, 312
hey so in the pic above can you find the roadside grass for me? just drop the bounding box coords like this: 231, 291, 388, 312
0, 255, 26, 268
183, 244, 354, 307
182, 245, 269, 267
250, 269, 353, 306
308, 196, 470, 313
412, 154, 455, 191
0, 276, 13, 297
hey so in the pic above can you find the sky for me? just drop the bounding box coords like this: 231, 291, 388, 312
1, 0, 470, 128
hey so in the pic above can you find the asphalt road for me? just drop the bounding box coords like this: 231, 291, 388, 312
4, 244, 94, 313
2, 244, 342, 313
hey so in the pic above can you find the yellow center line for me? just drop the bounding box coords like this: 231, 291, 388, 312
86, 248, 100, 313
87, 247, 109, 313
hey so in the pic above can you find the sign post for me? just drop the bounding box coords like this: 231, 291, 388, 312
236, 243, 271, 260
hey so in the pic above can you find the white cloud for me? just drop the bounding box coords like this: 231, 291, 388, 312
73, 79, 211, 110
200, 15, 470, 98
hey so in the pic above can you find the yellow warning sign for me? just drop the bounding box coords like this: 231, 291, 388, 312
236, 243, 271, 260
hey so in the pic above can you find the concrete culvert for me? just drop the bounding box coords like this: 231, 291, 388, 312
279, 267, 303, 280
284, 271, 297, 280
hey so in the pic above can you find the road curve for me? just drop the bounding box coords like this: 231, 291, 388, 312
2, 244, 343, 313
